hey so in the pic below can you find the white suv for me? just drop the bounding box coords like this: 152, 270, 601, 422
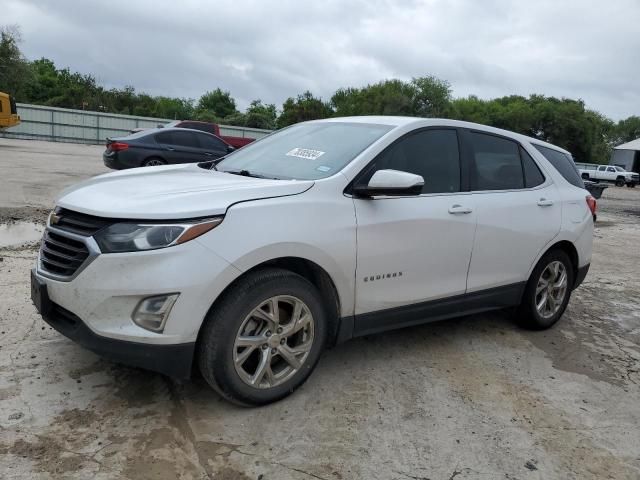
31, 117, 594, 405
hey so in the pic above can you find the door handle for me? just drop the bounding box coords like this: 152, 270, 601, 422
537, 198, 554, 207
448, 204, 473, 214
166, 147, 175, 151
204, 152, 213, 156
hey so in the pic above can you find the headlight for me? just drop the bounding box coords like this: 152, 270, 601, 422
94, 217, 223, 253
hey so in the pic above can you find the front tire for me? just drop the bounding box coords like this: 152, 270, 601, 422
517, 250, 574, 330
197, 268, 327, 406
615, 177, 625, 187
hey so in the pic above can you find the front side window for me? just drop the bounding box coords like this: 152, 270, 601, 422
364, 129, 461, 194
469, 132, 524, 190
534, 144, 584, 188
217, 122, 393, 180
198, 133, 226, 150
607, 167, 616, 172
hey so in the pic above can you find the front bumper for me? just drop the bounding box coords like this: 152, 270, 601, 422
33, 270, 195, 378
32, 222, 242, 377
573, 263, 590, 290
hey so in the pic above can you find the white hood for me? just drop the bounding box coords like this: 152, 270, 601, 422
57, 164, 314, 219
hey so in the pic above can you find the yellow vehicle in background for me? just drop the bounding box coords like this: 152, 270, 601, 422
0, 92, 20, 129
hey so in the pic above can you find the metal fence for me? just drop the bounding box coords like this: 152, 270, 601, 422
0, 103, 272, 145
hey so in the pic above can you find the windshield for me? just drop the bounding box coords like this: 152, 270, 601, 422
615, 166, 625, 172
216, 122, 394, 180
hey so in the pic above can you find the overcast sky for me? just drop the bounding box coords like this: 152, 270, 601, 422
5, 0, 639, 120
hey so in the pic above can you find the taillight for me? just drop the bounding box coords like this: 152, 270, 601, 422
586, 195, 597, 216
109, 142, 129, 152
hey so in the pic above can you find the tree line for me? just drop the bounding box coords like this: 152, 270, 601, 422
2, 26, 638, 163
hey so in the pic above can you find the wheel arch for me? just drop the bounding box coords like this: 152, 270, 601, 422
197, 256, 344, 350
142, 155, 166, 166
533, 240, 579, 287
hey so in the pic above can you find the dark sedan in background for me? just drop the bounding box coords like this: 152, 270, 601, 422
103, 127, 234, 169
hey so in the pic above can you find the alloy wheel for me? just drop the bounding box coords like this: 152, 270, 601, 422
535, 261, 568, 319
233, 295, 315, 389
145, 159, 164, 166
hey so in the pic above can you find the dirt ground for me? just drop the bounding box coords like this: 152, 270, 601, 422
0, 137, 639, 479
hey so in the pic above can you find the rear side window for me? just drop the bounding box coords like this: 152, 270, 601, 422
370, 129, 461, 194
533, 144, 584, 188
155, 131, 175, 144
521, 147, 545, 188
156, 130, 199, 148
469, 132, 524, 190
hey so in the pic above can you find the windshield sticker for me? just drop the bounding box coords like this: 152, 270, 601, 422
286, 148, 325, 160
316, 165, 331, 172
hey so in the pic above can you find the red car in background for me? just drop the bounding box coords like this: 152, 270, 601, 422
131, 120, 255, 149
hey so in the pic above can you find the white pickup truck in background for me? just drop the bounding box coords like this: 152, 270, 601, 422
576, 163, 639, 187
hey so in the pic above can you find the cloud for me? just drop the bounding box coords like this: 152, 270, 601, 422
4, 0, 639, 119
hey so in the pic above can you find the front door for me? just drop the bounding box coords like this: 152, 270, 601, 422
353, 128, 477, 333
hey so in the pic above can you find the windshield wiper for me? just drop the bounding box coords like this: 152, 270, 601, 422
222, 169, 280, 180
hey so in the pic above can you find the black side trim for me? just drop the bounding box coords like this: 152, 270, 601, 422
40, 300, 195, 379
573, 263, 590, 290
349, 282, 525, 338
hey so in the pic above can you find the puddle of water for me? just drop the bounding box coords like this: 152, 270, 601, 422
0, 221, 44, 247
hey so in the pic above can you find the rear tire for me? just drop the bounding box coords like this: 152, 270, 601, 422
517, 250, 574, 330
142, 157, 166, 167
197, 268, 327, 406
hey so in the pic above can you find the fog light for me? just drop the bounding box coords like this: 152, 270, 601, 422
132, 294, 179, 332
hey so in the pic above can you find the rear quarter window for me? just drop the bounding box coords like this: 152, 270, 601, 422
532, 144, 584, 188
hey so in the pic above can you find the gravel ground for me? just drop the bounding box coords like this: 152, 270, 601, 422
0, 138, 639, 479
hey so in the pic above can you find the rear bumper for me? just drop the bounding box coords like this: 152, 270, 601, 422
103, 152, 126, 170
573, 263, 590, 290
36, 290, 195, 379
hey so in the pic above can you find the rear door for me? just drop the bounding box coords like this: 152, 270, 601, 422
464, 130, 561, 292
155, 130, 202, 164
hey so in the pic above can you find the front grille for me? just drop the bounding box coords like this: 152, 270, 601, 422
40, 229, 90, 277
52, 208, 112, 236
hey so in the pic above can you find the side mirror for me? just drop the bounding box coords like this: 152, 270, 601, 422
353, 169, 424, 197
226, 145, 235, 153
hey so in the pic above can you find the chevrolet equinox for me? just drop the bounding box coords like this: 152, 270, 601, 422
32, 117, 594, 406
